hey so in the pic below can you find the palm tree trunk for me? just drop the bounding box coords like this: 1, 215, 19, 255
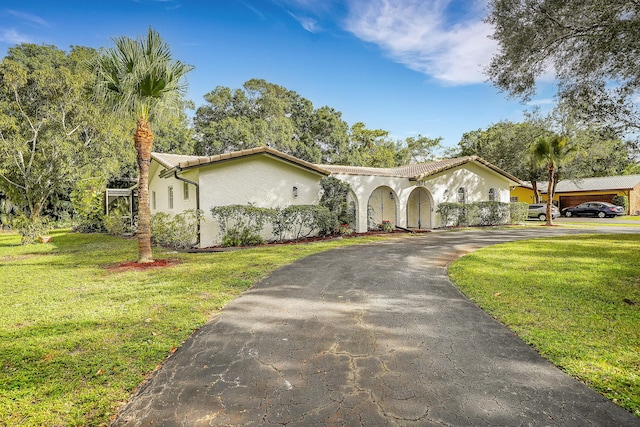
546, 163, 554, 226
134, 118, 154, 263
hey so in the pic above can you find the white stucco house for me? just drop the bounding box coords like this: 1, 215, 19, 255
149, 146, 521, 248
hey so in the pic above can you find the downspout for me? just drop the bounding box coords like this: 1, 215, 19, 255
173, 169, 201, 247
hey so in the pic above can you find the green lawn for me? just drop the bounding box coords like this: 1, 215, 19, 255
0, 230, 385, 426
448, 233, 640, 417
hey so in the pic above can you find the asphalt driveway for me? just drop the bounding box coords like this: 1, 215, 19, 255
113, 227, 640, 426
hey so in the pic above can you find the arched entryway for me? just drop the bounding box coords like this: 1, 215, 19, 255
407, 187, 432, 229
367, 186, 397, 230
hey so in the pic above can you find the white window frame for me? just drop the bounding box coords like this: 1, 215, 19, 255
168, 186, 174, 209
183, 182, 189, 200
152, 191, 157, 210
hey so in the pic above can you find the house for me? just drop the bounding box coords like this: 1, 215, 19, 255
511, 175, 640, 214
149, 147, 521, 247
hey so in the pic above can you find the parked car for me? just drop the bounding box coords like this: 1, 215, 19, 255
528, 204, 560, 221
562, 202, 625, 218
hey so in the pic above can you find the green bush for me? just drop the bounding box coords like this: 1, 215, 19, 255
151, 209, 203, 249
612, 195, 628, 212
12, 214, 50, 245
70, 178, 106, 233
319, 177, 353, 234
509, 202, 529, 224
476, 201, 510, 226
437, 201, 523, 228
211, 205, 275, 247
103, 200, 132, 236
436, 202, 478, 227
276, 205, 331, 239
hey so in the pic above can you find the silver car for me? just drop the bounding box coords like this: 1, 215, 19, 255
528, 203, 560, 221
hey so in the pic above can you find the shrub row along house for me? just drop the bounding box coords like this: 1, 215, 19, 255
149, 147, 521, 247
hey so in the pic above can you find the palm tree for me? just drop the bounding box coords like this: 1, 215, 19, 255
91, 28, 193, 262
531, 135, 573, 226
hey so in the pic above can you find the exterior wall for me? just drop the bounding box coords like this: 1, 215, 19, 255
335, 162, 513, 232
631, 184, 640, 215
197, 155, 325, 247
148, 161, 198, 215
510, 186, 535, 204
149, 156, 516, 247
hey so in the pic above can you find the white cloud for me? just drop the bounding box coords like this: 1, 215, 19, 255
288, 12, 320, 33
526, 98, 555, 106
4, 9, 48, 27
0, 29, 31, 44
343, 0, 496, 85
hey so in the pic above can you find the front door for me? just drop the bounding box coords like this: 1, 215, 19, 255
407, 188, 431, 229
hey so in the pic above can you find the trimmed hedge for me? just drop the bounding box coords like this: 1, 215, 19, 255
437, 202, 527, 227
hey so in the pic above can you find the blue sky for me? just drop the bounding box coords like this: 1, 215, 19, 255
0, 0, 555, 151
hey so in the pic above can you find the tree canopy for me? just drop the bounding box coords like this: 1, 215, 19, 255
194, 79, 443, 167
486, 0, 640, 131
0, 44, 131, 224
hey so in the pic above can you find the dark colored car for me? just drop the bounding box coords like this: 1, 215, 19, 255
527, 203, 560, 221
562, 202, 625, 218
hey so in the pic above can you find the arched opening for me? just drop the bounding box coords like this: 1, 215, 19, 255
367, 186, 397, 230
407, 187, 432, 229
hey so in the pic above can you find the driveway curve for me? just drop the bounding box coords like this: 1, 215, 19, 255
114, 227, 640, 426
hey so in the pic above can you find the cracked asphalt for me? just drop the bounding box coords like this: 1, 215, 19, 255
113, 227, 640, 426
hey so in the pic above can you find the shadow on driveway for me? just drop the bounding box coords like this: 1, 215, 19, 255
113, 227, 640, 426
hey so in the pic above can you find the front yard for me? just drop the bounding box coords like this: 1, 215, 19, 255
3, 228, 639, 424
449, 233, 640, 417
0, 230, 383, 426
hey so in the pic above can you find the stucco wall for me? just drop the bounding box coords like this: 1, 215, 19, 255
335, 162, 513, 232
197, 156, 325, 247
149, 156, 515, 246
149, 162, 198, 215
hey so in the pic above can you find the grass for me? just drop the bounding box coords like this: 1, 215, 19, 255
448, 233, 640, 417
0, 230, 387, 426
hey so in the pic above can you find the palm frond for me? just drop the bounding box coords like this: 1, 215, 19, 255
90, 27, 194, 123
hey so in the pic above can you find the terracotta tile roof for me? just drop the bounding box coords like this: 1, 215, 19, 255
152, 147, 331, 176
319, 156, 521, 183
152, 149, 521, 184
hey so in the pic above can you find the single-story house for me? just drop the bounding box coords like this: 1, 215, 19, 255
150, 147, 521, 247
511, 174, 640, 214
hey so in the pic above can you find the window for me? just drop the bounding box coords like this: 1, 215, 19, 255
183, 182, 189, 200
488, 188, 497, 202
168, 186, 174, 209
510, 196, 519, 202
457, 187, 467, 204
152, 191, 157, 210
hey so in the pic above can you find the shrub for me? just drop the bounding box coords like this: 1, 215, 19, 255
151, 209, 203, 249
380, 220, 394, 232
612, 195, 628, 212
476, 201, 510, 226
509, 202, 529, 224
436, 202, 478, 227
319, 177, 353, 234
12, 214, 50, 245
287, 205, 331, 239
71, 178, 106, 233
103, 200, 132, 236
438, 201, 522, 228
211, 205, 275, 247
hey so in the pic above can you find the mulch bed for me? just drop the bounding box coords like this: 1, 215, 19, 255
106, 258, 182, 273
189, 229, 429, 253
